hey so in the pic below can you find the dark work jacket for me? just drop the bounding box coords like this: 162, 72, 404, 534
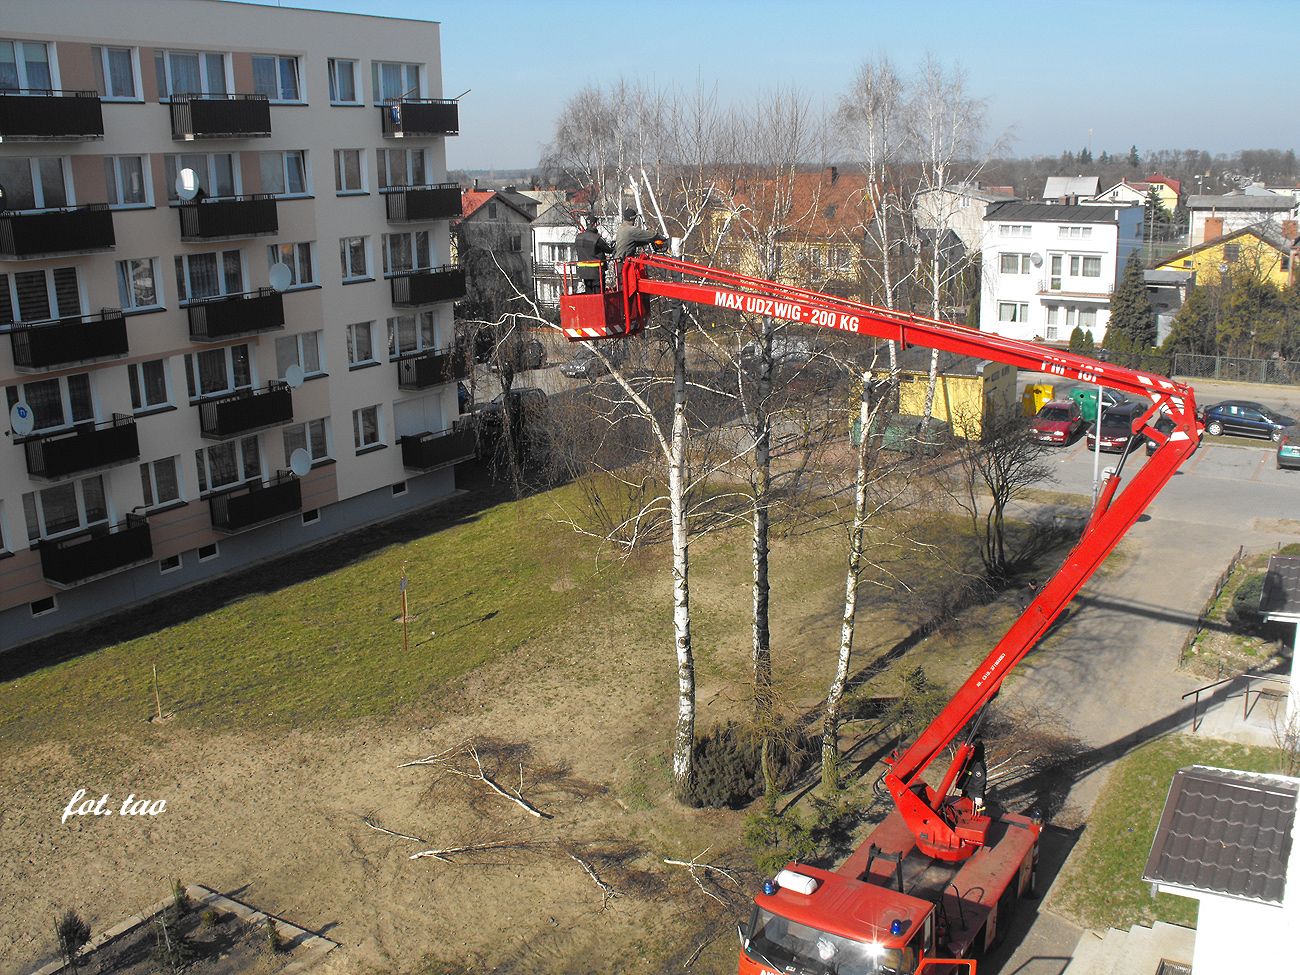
614, 220, 658, 260
574, 229, 612, 281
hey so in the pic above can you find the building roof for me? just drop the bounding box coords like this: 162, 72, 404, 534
1143, 765, 1299, 906
1157, 222, 1296, 267
1187, 194, 1295, 211
1260, 556, 1300, 619
725, 167, 874, 241
1043, 176, 1100, 198
1144, 269, 1194, 286
1145, 172, 1182, 194
984, 201, 1128, 224
874, 347, 992, 377
919, 183, 1019, 204
459, 189, 533, 223
532, 202, 579, 228
498, 186, 539, 217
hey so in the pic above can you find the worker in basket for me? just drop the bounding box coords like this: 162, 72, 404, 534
614, 206, 661, 260
573, 213, 612, 293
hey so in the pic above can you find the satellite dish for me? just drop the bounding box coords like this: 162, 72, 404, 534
175, 168, 201, 201
268, 262, 294, 293
9, 401, 35, 437
284, 363, 305, 389
289, 448, 311, 477
1030, 252, 1044, 267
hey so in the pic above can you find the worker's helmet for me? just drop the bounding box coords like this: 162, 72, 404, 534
623, 206, 638, 221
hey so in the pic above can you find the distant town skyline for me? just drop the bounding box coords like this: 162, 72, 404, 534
235, 0, 1297, 172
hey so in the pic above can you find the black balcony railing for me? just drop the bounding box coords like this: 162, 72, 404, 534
0, 89, 104, 140
383, 183, 462, 222
198, 383, 293, 439
38, 513, 153, 586
186, 288, 285, 342
209, 472, 302, 532
177, 195, 278, 240
24, 414, 139, 480
0, 204, 115, 259
9, 308, 128, 370
390, 265, 466, 307
380, 98, 458, 137
396, 346, 469, 390
399, 426, 476, 471
169, 93, 271, 140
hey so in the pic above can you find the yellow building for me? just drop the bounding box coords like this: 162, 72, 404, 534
872, 349, 1018, 439
1157, 224, 1296, 289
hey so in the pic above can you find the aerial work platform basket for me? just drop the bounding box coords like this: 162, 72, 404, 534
558, 260, 650, 341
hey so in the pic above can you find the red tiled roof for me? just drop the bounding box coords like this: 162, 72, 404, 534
1145, 172, 1182, 194
727, 169, 876, 240
460, 190, 495, 219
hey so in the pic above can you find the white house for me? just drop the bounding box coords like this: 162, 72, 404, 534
530, 203, 579, 308
913, 183, 1019, 255
1087, 179, 1154, 207
1188, 191, 1296, 243
979, 202, 1143, 344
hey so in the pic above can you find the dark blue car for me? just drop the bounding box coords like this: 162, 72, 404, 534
1200, 400, 1295, 442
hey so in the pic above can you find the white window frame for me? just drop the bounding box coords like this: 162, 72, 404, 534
999, 253, 1030, 275
266, 241, 317, 290
0, 39, 59, 92
164, 152, 239, 202
275, 330, 324, 380
7, 373, 95, 432
376, 148, 428, 189
1058, 225, 1093, 239
1045, 325, 1059, 341
328, 58, 359, 105
346, 321, 376, 367
174, 249, 245, 303
159, 553, 183, 574
387, 311, 435, 359
194, 435, 262, 496
154, 49, 229, 100
94, 45, 141, 101
1, 266, 84, 322
183, 343, 253, 401
251, 54, 301, 103
334, 149, 366, 194
352, 404, 383, 452
104, 155, 151, 209
371, 61, 422, 104
197, 542, 220, 562
283, 417, 331, 466
997, 301, 1029, 324
259, 150, 310, 198
382, 231, 431, 276
998, 223, 1031, 238
1068, 254, 1102, 278
128, 358, 173, 412
339, 235, 370, 282
140, 456, 183, 510
0, 156, 73, 211
117, 257, 163, 312
23, 475, 108, 542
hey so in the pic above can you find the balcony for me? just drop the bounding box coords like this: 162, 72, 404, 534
379, 98, 458, 138
384, 183, 462, 222
390, 265, 466, 307
23, 414, 139, 480
9, 309, 128, 371
169, 93, 271, 140
0, 89, 104, 141
38, 513, 153, 587
396, 346, 469, 390
178, 195, 278, 241
0, 204, 115, 259
187, 288, 285, 342
399, 426, 476, 471
198, 383, 293, 439
209, 472, 302, 532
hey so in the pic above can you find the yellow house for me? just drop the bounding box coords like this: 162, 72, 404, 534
1156, 224, 1296, 289
871, 349, 1018, 439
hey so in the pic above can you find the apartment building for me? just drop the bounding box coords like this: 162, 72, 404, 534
0, 0, 470, 649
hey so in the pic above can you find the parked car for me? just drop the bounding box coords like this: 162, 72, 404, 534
1144, 414, 1175, 456
1200, 400, 1296, 442
560, 344, 619, 380
1031, 400, 1083, 445
1277, 429, 1300, 469
487, 337, 546, 373
1067, 386, 1129, 423
1085, 403, 1141, 453
471, 386, 549, 454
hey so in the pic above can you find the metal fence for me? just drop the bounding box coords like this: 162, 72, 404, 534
1172, 353, 1300, 386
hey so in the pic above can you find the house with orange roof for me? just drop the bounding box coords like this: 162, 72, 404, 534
452, 188, 536, 312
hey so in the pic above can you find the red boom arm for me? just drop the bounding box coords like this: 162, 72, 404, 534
565, 254, 1201, 861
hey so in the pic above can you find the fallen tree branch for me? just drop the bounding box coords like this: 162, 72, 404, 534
409, 840, 523, 863
663, 848, 742, 905
402, 740, 553, 819
569, 853, 618, 909
362, 816, 426, 844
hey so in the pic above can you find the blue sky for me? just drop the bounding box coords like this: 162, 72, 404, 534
235, 0, 1296, 171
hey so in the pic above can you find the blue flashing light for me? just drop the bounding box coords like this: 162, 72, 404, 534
889, 918, 903, 937
762, 879, 778, 896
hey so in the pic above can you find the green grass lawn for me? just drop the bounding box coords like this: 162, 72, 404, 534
1052, 735, 1287, 931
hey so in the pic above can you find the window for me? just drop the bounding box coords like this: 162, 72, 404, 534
388, 311, 435, 358
339, 236, 370, 281
347, 322, 375, 366
160, 554, 182, 574
1224, 244, 1241, 262
283, 418, 330, 465
1078, 308, 1097, 329
376, 148, 426, 189
164, 153, 237, 201
998, 223, 1031, 237
509, 233, 523, 253
352, 405, 382, 452
30, 596, 57, 617
128, 359, 171, 411
302, 509, 320, 526
195, 435, 261, 494
259, 150, 309, 197
334, 149, 365, 193
0, 40, 54, 92
1045, 306, 1060, 326
488, 202, 499, 219
1049, 254, 1063, 291
1057, 225, 1093, 239
0, 267, 81, 322
154, 50, 227, 98
23, 475, 107, 541
175, 250, 243, 302
372, 61, 421, 103
1045, 326, 1058, 341
6, 374, 93, 431
266, 241, 316, 288
1068, 255, 1101, 277
275, 331, 324, 379
392, 482, 407, 497
999, 253, 1031, 275
0, 156, 69, 210
117, 258, 161, 311
140, 456, 182, 508
197, 542, 219, 562
93, 46, 138, 100
328, 58, 358, 104
104, 155, 149, 208
183, 344, 252, 399
382, 231, 431, 275
251, 54, 300, 102
997, 302, 1029, 323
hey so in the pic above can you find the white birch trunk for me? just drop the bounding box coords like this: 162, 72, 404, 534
668, 305, 695, 794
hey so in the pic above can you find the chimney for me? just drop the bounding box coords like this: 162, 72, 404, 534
830, 165, 839, 185
1283, 219, 1298, 240
473, 177, 479, 191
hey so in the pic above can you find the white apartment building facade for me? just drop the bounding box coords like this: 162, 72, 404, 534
979, 202, 1143, 345
1, 0, 469, 648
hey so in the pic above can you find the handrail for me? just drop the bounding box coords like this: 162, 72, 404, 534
0, 87, 98, 98
1182, 670, 1292, 732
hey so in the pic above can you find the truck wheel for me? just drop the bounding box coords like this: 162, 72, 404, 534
1207, 420, 1223, 436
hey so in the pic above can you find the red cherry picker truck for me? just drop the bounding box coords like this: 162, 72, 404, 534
557, 248, 1202, 974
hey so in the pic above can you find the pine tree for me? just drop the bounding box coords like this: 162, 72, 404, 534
1078, 146, 1093, 165
1128, 145, 1140, 168
1108, 255, 1156, 348
1068, 325, 1085, 352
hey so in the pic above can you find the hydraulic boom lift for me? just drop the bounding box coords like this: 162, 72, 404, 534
558, 251, 1202, 974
